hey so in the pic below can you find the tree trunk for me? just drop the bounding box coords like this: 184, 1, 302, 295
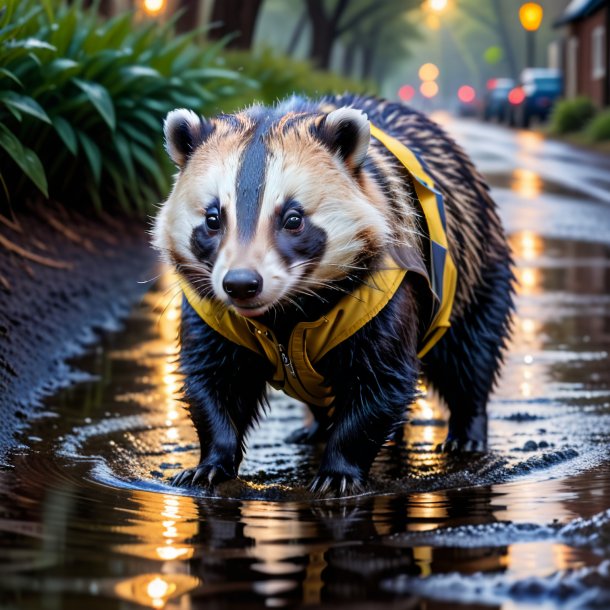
342, 39, 358, 77
286, 9, 308, 56
305, 0, 349, 69
175, 0, 200, 34
207, 0, 264, 49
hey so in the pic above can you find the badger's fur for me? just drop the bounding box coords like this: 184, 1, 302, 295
153, 95, 515, 495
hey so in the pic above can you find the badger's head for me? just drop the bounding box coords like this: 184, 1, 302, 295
152, 104, 390, 318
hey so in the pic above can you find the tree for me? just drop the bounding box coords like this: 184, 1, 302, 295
304, 0, 416, 70
206, 0, 265, 49
340, 4, 421, 82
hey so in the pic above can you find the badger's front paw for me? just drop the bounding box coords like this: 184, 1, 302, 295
435, 438, 486, 453
170, 462, 235, 488
309, 465, 366, 497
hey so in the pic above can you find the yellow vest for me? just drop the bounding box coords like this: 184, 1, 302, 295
180, 124, 457, 407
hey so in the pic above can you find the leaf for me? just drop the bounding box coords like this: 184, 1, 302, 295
112, 131, 136, 184
5, 37, 55, 52
73, 78, 116, 130
0, 91, 51, 123
132, 108, 164, 132
39, 0, 54, 22
0, 123, 48, 197
0, 68, 24, 88
76, 130, 102, 185
45, 58, 80, 85
119, 121, 155, 149
52, 115, 77, 155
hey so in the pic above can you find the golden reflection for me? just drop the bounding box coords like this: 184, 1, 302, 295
513, 230, 543, 261
113, 573, 199, 608
412, 546, 434, 577
511, 168, 542, 199
113, 492, 198, 561
516, 129, 544, 151
406, 383, 448, 460
502, 542, 576, 580
521, 318, 536, 336
514, 267, 541, 294
407, 491, 449, 531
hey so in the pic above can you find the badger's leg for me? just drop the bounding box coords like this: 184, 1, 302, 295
310, 286, 420, 495
285, 405, 332, 444
171, 299, 270, 488
423, 259, 514, 452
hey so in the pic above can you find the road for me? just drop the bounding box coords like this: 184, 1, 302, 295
1, 118, 610, 610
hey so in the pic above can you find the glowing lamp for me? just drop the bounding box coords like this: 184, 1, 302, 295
420, 81, 439, 99
508, 87, 526, 105
519, 3, 543, 32
429, 0, 448, 11
419, 63, 439, 82
143, 0, 165, 16
487, 79, 497, 90
398, 85, 415, 102
457, 86, 476, 103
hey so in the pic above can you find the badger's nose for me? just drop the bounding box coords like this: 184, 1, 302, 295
223, 269, 263, 300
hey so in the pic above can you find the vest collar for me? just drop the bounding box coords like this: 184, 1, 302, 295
179, 123, 457, 406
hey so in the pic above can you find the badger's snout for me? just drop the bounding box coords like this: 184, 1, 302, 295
222, 268, 263, 300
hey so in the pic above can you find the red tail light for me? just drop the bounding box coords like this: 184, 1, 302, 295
508, 87, 526, 105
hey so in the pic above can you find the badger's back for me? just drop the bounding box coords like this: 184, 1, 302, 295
322, 94, 510, 317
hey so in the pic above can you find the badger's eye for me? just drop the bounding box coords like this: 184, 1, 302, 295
205, 207, 221, 232
282, 211, 304, 231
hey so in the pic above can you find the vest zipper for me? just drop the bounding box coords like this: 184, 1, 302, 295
277, 343, 297, 378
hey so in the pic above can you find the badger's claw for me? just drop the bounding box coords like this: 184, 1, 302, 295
435, 438, 485, 453
309, 472, 365, 497
170, 463, 234, 488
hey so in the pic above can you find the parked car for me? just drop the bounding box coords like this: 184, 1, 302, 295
507, 68, 563, 128
482, 78, 515, 122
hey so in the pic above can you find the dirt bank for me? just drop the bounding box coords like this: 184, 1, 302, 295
0, 201, 155, 465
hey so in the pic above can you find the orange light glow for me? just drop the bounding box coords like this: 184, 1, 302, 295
429, 0, 448, 11
143, 0, 165, 15
420, 81, 439, 98
511, 168, 542, 199
419, 62, 440, 82
519, 3, 543, 32
457, 85, 476, 103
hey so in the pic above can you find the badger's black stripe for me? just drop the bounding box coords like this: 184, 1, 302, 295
235, 110, 278, 242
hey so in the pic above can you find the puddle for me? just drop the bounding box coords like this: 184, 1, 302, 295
1, 228, 610, 610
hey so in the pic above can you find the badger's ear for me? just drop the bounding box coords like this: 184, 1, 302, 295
318, 107, 370, 171
164, 108, 213, 168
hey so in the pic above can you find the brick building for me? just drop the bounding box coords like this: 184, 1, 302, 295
554, 0, 610, 107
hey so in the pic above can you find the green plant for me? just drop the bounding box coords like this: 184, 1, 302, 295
0, 0, 255, 213
217, 47, 375, 113
585, 109, 610, 142
549, 97, 597, 135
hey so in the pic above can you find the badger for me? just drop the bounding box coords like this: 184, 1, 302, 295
152, 94, 514, 495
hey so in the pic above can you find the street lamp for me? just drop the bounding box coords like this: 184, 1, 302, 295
519, 3, 543, 68
429, 0, 448, 11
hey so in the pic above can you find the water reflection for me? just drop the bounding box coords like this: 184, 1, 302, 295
1, 233, 610, 609
113, 573, 200, 608
511, 168, 543, 199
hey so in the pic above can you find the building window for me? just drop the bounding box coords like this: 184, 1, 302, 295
592, 25, 606, 79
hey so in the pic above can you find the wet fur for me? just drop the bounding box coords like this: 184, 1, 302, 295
154, 95, 515, 495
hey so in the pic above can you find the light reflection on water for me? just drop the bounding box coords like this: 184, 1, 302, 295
1, 228, 610, 608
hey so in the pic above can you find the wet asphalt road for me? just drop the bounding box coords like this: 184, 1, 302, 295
1, 117, 610, 610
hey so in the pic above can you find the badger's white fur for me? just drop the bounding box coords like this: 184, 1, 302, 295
153, 103, 413, 317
